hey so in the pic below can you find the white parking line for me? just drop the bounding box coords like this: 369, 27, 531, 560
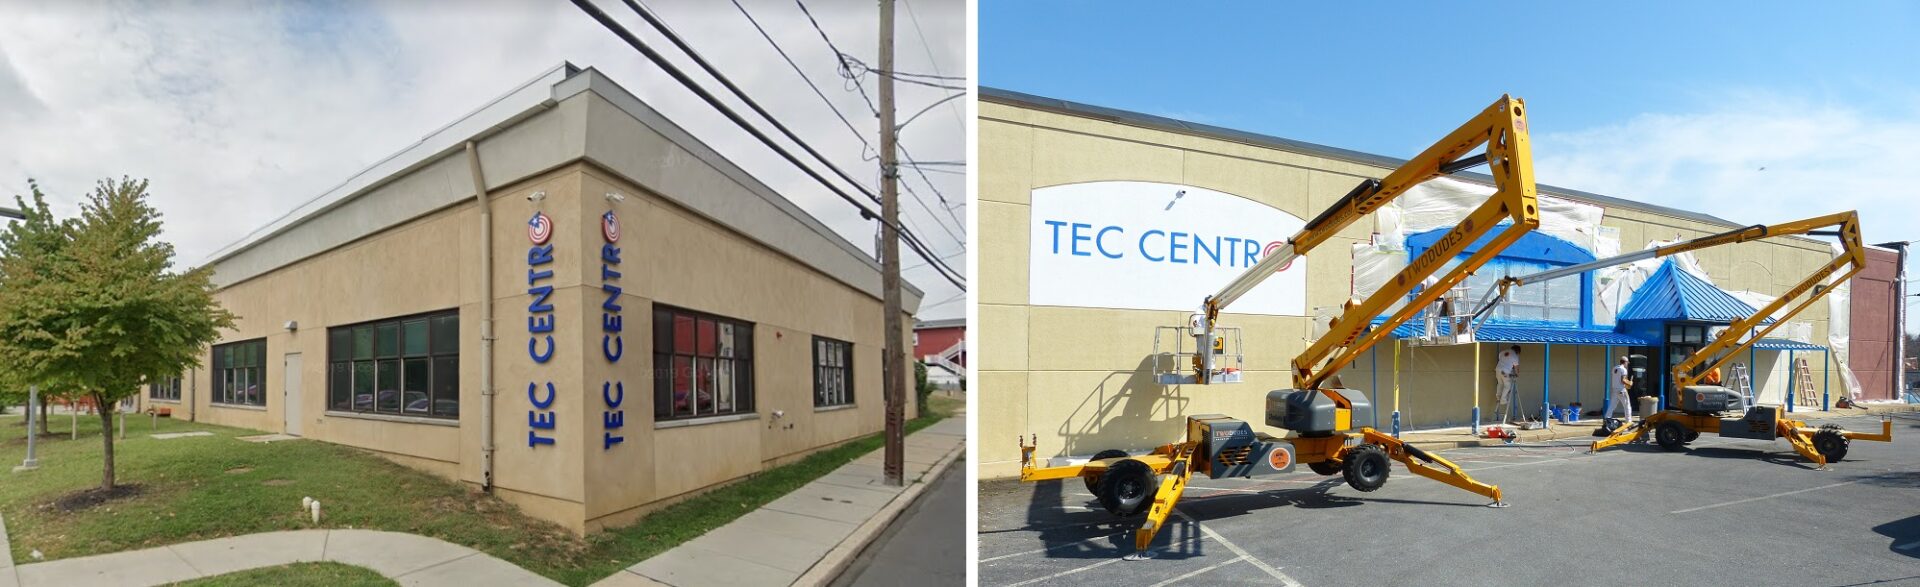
1003, 556, 1123, 586
1669, 480, 1865, 514
1147, 554, 1246, 587
981, 532, 1204, 564
1174, 509, 1306, 587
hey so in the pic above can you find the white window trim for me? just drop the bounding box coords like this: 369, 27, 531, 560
814, 403, 857, 413
654, 412, 758, 429
325, 410, 459, 428
211, 403, 267, 412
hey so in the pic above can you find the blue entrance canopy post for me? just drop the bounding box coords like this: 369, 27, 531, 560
1823, 349, 1831, 411
1602, 345, 1613, 419
1541, 343, 1552, 429
1787, 349, 1796, 413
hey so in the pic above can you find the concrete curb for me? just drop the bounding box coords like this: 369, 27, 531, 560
789, 438, 965, 587
2, 513, 16, 587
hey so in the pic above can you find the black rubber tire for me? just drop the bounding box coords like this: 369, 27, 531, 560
1306, 460, 1342, 476
1083, 449, 1130, 493
1812, 425, 1850, 462
1683, 429, 1700, 443
1096, 459, 1157, 517
1654, 421, 1688, 452
1341, 445, 1391, 492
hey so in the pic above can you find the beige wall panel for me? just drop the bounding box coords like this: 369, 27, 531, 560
1029, 128, 1183, 189
979, 121, 1034, 206
976, 371, 1028, 479
1180, 152, 1314, 220
978, 201, 1030, 307
978, 304, 1030, 372
651, 418, 763, 500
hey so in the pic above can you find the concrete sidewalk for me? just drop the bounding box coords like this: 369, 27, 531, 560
599, 414, 967, 587
1, 527, 559, 587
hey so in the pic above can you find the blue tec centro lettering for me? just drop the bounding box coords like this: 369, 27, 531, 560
599, 226, 625, 450
526, 215, 558, 448
1043, 219, 1270, 268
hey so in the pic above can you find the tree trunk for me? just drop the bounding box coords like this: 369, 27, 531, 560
39, 399, 49, 435
96, 393, 115, 490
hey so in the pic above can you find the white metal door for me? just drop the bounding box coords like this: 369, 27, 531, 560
283, 352, 302, 436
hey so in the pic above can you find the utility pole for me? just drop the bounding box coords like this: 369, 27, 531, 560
878, 0, 905, 487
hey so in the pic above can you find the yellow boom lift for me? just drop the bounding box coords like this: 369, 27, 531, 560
1019, 95, 1538, 559
1583, 211, 1891, 466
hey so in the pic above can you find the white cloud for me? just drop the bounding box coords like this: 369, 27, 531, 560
1532, 91, 1920, 334
0, 0, 966, 319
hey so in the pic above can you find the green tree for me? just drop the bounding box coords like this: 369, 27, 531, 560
0, 178, 234, 489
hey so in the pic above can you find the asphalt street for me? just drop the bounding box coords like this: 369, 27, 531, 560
835, 457, 968, 587
979, 412, 1920, 587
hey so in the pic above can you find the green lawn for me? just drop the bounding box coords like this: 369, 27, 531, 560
2, 396, 958, 586
171, 562, 394, 587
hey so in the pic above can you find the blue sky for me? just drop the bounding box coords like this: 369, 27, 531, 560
983, 1, 1920, 333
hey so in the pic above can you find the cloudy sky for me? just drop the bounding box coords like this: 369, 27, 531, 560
0, 0, 967, 320
984, 1, 1920, 333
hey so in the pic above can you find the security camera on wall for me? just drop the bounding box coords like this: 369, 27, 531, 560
526, 191, 547, 202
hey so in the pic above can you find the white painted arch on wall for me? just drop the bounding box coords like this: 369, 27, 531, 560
1028, 181, 1308, 316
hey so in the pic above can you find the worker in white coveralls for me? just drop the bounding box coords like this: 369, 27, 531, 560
1607, 355, 1634, 423
1494, 345, 1521, 423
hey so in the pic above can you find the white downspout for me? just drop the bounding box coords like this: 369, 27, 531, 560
467, 140, 497, 492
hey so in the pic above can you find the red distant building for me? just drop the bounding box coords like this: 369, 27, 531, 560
915, 318, 965, 386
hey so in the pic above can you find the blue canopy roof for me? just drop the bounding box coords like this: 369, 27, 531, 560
1407, 223, 1596, 265
1751, 338, 1825, 351
1384, 321, 1653, 346
1616, 260, 1765, 323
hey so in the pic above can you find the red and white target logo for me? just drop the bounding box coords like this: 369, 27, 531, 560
601, 210, 620, 243
1262, 241, 1295, 272
527, 212, 553, 245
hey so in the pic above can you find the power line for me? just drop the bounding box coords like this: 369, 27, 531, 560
570, 0, 963, 289
728, 0, 874, 163
786, 0, 965, 242
621, 0, 963, 284
795, 0, 878, 115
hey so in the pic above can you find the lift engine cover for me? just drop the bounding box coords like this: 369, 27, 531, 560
1190, 414, 1296, 478
1681, 385, 1743, 414
1718, 405, 1780, 441
1266, 388, 1374, 434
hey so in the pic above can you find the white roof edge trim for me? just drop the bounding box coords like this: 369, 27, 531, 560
556, 67, 928, 305
199, 62, 579, 267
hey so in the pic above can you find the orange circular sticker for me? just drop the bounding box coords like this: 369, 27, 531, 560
1267, 446, 1291, 470
1696, 393, 1705, 403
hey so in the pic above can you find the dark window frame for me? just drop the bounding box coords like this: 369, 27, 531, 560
211, 338, 268, 407
149, 376, 183, 401
653, 305, 755, 422
813, 336, 854, 408
326, 310, 461, 420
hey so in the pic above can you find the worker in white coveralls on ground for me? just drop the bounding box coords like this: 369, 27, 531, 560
1494, 345, 1521, 423
1607, 355, 1634, 423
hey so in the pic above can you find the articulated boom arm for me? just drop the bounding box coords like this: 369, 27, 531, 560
1287, 98, 1540, 391
1669, 211, 1865, 393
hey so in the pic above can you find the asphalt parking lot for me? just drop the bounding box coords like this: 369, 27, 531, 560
979, 412, 1920, 587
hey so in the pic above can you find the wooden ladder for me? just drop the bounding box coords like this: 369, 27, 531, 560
1793, 357, 1820, 408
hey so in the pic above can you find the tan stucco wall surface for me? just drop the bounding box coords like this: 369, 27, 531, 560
140, 160, 914, 534
977, 98, 1845, 479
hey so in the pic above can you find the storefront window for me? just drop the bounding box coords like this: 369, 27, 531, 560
212, 339, 267, 406
328, 311, 459, 419
814, 337, 854, 407
653, 305, 755, 421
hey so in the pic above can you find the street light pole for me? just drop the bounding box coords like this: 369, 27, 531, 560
0, 205, 35, 473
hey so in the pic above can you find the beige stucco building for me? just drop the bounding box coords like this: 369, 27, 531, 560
135, 64, 920, 534
978, 88, 1854, 479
